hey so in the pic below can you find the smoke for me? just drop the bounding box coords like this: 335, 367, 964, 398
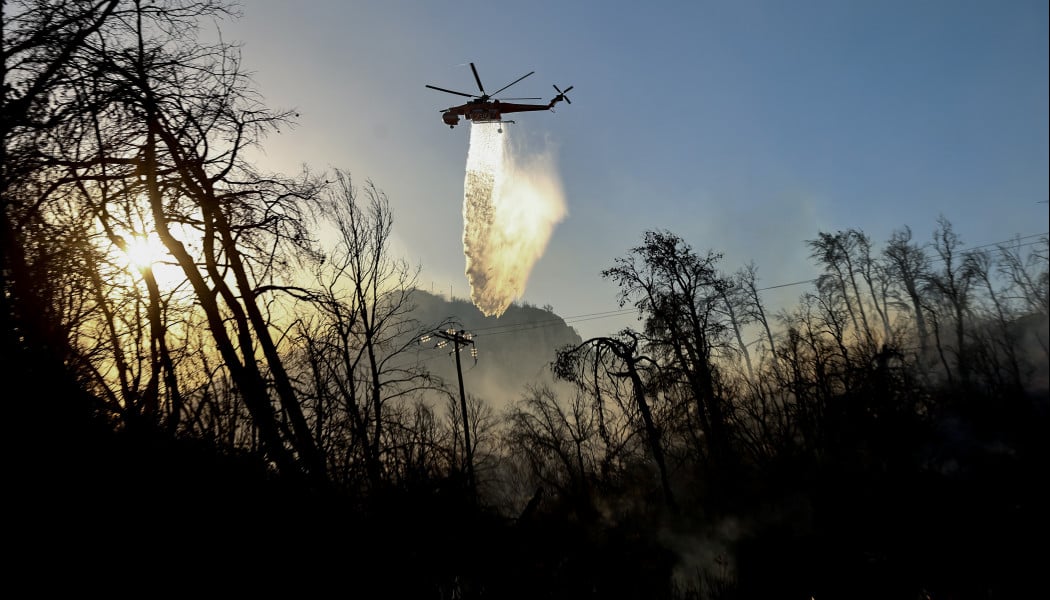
462, 122, 567, 317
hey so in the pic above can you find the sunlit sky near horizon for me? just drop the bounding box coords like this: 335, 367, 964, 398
224, 0, 1048, 340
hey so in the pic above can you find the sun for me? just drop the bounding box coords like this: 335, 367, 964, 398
122, 233, 168, 271
120, 232, 188, 290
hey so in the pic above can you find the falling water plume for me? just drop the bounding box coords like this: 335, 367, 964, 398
462, 122, 566, 317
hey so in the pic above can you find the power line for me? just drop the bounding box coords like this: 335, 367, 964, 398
962, 232, 1047, 252
455, 231, 1049, 340
758, 279, 815, 291
468, 307, 629, 334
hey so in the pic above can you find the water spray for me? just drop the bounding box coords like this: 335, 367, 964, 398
462, 123, 567, 317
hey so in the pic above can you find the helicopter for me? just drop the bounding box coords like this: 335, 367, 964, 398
426, 62, 572, 132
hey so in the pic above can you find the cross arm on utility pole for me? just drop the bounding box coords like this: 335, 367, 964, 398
430, 328, 477, 363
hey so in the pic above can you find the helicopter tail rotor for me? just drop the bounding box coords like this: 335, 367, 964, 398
553, 84, 573, 104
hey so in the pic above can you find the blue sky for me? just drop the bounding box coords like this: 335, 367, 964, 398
225, 0, 1048, 340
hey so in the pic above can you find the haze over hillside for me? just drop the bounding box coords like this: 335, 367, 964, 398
409, 289, 583, 410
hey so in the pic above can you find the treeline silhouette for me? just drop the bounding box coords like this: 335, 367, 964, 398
3, 2, 1046, 598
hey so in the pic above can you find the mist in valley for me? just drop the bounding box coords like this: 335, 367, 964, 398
408, 289, 582, 411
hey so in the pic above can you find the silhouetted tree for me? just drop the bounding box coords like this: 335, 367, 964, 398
3, 0, 337, 479
965, 248, 1024, 392
808, 231, 867, 347
925, 216, 976, 387
717, 268, 756, 380
996, 235, 1049, 361
2, 0, 130, 436
737, 261, 778, 366
504, 383, 626, 518
289, 170, 443, 489
883, 226, 933, 361
555, 330, 676, 511
601, 230, 737, 503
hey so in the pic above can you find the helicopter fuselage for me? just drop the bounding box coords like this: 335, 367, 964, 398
441, 100, 557, 128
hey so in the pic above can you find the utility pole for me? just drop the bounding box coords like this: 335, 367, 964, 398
425, 328, 477, 496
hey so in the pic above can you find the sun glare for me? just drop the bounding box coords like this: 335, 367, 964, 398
123, 233, 167, 271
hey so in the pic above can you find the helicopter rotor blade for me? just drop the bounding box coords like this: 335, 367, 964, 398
491, 71, 535, 98
498, 97, 542, 101
470, 62, 486, 96
426, 84, 477, 98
